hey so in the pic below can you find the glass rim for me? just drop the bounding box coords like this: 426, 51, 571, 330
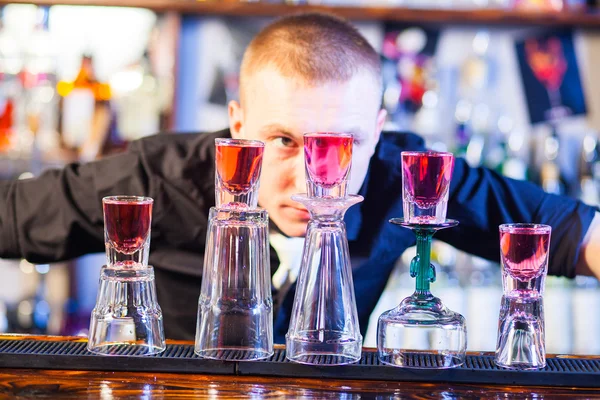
401, 150, 454, 157
303, 132, 354, 138
102, 196, 154, 204
215, 138, 265, 147
499, 223, 552, 234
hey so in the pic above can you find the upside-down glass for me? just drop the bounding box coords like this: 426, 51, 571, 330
402, 151, 454, 224
195, 138, 273, 360
378, 151, 466, 368
286, 132, 363, 365
88, 196, 165, 356
496, 223, 551, 370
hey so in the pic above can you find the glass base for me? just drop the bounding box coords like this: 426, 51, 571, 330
286, 330, 362, 365
495, 296, 545, 370
377, 293, 467, 369
87, 266, 165, 356
194, 347, 273, 361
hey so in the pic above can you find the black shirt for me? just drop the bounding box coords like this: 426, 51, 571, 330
0, 129, 596, 341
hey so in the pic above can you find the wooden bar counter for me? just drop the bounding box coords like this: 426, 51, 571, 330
0, 334, 598, 398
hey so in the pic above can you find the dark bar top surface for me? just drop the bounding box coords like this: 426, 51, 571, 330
0, 334, 599, 399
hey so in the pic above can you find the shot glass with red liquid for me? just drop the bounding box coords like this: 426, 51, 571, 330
304, 132, 353, 198
103, 196, 153, 268
89, 195, 165, 356
402, 151, 454, 224
496, 223, 551, 370
215, 138, 264, 209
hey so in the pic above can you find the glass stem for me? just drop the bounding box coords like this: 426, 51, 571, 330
414, 229, 435, 295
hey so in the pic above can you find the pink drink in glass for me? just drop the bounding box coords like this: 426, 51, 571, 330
216, 141, 264, 194
402, 151, 454, 223
304, 132, 353, 198
104, 197, 152, 254
500, 224, 551, 283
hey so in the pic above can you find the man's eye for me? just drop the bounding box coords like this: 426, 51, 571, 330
273, 137, 296, 148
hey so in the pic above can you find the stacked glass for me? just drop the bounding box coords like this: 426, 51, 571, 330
88, 196, 165, 355
286, 132, 363, 365
194, 138, 273, 360
377, 151, 467, 368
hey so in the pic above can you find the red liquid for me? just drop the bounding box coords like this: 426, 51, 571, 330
304, 134, 353, 187
500, 228, 550, 282
402, 152, 454, 208
103, 200, 152, 254
216, 144, 264, 194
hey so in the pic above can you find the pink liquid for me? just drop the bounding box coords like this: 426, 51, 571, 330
500, 228, 551, 282
104, 200, 152, 254
304, 133, 353, 187
216, 143, 264, 194
402, 152, 454, 208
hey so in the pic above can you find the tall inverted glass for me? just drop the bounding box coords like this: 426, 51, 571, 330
88, 196, 165, 356
195, 138, 273, 360
378, 151, 467, 368
496, 223, 551, 370
286, 132, 363, 365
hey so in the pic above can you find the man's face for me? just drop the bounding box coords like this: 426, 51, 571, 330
229, 67, 386, 237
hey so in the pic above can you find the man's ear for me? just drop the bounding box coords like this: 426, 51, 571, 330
228, 100, 244, 138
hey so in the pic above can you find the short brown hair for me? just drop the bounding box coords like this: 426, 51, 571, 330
240, 12, 381, 101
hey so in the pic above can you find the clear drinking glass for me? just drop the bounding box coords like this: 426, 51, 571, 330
495, 223, 551, 370
103, 196, 153, 268
304, 132, 353, 198
195, 138, 273, 361
378, 151, 466, 368
88, 196, 165, 356
286, 132, 363, 365
402, 151, 454, 224
215, 138, 264, 209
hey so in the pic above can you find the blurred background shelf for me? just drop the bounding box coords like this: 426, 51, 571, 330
1, 1, 600, 27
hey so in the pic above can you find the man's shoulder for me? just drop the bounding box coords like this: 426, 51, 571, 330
375, 131, 425, 165
130, 129, 231, 155
126, 129, 231, 178
379, 131, 425, 151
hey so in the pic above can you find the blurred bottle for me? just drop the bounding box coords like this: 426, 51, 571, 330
109, 50, 163, 148
452, 31, 495, 168
572, 276, 600, 354
0, 6, 22, 154
578, 132, 600, 206
544, 276, 573, 354
23, 6, 59, 164
539, 126, 567, 195
57, 53, 111, 162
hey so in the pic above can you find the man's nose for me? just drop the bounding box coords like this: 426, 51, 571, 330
292, 152, 306, 193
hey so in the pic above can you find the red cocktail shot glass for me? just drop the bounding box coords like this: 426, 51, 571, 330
496, 223, 551, 370
401, 151, 454, 224
215, 138, 264, 209
103, 196, 153, 268
304, 132, 353, 198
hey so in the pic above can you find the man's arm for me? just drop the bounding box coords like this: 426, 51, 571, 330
0, 131, 220, 266
576, 212, 600, 279
435, 157, 598, 279
0, 150, 150, 263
